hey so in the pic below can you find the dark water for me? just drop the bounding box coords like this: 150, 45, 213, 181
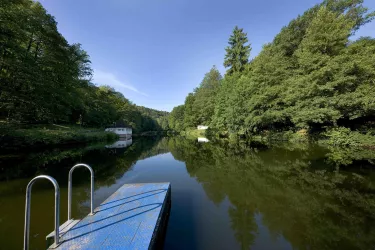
0, 137, 375, 250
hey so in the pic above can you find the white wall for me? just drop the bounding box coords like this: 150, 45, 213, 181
197, 125, 208, 130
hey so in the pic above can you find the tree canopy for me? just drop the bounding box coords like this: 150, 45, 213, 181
168, 66, 222, 131
224, 26, 251, 75
171, 0, 375, 136
0, 0, 168, 132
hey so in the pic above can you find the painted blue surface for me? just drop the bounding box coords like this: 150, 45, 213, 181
54, 183, 171, 250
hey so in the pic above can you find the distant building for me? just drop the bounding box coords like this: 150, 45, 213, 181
198, 137, 209, 143
105, 121, 132, 137
197, 125, 209, 130
105, 127, 132, 137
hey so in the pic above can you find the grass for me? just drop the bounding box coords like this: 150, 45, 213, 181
0, 123, 118, 150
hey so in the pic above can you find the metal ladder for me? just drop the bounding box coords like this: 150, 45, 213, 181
23, 164, 94, 250
68, 164, 95, 219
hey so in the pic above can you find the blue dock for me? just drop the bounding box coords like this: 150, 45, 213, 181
49, 183, 171, 250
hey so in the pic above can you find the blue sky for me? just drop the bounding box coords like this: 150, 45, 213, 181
40, 0, 375, 112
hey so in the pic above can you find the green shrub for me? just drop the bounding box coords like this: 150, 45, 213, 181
262, 130, 309, 143
323, 127, 375, 147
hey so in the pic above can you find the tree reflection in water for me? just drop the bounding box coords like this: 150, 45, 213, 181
0, 136, 374, 250
166, 137, 375, 250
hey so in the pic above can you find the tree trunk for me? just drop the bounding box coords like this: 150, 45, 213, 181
34, 41, 41, 60
26, 33, 34, 53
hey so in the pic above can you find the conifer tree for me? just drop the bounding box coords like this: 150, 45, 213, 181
224, 26, 251, 75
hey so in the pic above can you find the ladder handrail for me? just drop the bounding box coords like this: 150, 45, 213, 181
24, 175, 60, 250
68, 163, 94, 220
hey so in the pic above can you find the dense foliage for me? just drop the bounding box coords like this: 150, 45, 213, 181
168, 66, 222, 131
0, 0, 167, 132
170, 0, 375, 138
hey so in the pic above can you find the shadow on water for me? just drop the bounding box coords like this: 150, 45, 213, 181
0, 136, 375, 249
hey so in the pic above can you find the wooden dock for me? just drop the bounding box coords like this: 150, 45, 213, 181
48, 183, 171, 250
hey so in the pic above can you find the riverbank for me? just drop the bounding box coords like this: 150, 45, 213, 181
180, 129, 206, 139
206, 127, 375, 149
0, 124, 118, 150
133, 130, 169, 137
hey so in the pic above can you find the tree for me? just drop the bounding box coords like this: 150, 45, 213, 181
0, 0, 168, 132
166, 66, 222, 131
192, 66, 222, 125
183, 93, 196, 128
224, 26, 251, 75
288, 6, 355, 128
178, 0, 375, 135
168, 105, 185, 132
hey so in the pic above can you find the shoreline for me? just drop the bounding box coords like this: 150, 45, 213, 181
0, 127, 119, 151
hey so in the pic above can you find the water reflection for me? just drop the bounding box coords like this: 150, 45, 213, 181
0, 137, 374, 250
166, 138, 375, 250
105, 138, 133, 155
105, 138, 133, 149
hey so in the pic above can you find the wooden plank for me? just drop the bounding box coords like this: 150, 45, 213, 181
50, 183, 171, 250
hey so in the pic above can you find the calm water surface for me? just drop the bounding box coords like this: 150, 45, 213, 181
0, 137, 374, 250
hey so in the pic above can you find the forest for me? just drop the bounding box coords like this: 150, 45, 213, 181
168, 0, 375, 143
1, 0, 375, 143
0, 0, 168, 133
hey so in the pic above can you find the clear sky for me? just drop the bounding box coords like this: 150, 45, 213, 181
40, 0, 374, 112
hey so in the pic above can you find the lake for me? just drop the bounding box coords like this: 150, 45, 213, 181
0, 137, 374, 250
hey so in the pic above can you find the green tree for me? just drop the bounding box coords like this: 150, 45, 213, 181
192, 66, 222, 126
183, 93, 196, 128
168, 105, 185, 132
211, 0, 375, 134
287, 7, 355, 128
224, 26, 251, 75
0, 0, 167, 132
